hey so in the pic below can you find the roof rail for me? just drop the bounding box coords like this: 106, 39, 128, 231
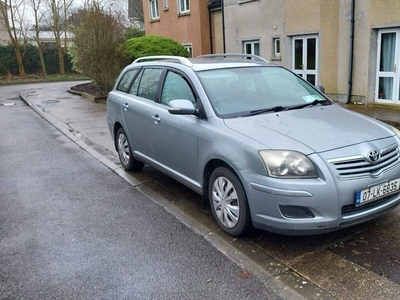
133, 56, 193, 67
196, 53, 269, 63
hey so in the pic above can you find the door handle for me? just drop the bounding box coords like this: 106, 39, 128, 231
152, 114, 161, 123
122, 103, 129, 111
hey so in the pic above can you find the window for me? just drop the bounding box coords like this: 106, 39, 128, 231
161, 71, 195, 105
130, 68, 163, 101
292, 35, 318, 86
163, 0, 169, 10
376, 29, 400, 103
243, 40, 260, 56
178, 0, 190, 14
273, 37, 281, 58
183, 44, 193, 57
149, 0, 160, 20
117, 69, 139, 93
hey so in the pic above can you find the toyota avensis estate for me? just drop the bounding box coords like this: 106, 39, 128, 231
107, 54, 400, 236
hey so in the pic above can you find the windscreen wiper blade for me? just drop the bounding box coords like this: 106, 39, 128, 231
289, 99, 330, 110
248, 106, 287, 116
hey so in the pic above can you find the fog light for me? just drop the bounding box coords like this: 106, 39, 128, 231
279, 205, 315, 219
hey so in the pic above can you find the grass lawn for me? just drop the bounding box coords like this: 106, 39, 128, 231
0, 74, 89, 85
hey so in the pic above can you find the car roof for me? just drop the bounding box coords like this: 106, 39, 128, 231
131, 54, 277, 72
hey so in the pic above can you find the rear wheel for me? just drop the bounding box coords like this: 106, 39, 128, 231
208, 167, 251, 236
116, 127, 144, 171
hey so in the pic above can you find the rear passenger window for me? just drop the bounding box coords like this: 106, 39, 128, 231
134, 68, 163, 101
116, 69, 139, 93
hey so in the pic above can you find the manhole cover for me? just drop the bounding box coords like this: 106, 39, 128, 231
42, 100, 60, 105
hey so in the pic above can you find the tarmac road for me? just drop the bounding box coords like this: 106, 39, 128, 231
0, 86, 297, 299
3, 81, 400, 299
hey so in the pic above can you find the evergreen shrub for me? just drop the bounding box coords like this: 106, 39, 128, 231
122, 35, 190, 62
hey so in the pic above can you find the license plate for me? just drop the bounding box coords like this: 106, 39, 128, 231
356, 178, 400, 206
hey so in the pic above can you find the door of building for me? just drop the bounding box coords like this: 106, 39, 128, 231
293, 35, 318, 86
376, 29, 400, 103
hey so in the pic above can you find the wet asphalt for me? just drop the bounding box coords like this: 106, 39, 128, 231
0, 83, 294, 299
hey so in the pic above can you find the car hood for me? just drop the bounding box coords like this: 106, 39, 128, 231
224, 105, 395, 154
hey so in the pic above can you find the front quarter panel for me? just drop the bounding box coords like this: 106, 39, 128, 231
198, 117, 268, 181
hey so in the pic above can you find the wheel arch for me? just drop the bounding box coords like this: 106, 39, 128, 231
202, 159, 242, 208
112, 122, 123, 150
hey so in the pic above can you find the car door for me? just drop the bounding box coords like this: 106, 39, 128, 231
121, 67, 164, 160
151, 69, 201, 187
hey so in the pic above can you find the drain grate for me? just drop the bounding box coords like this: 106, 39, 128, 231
42, 100, 60, 105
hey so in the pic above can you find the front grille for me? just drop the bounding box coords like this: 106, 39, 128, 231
328, 144, 400, 180
341, 193, 400, 215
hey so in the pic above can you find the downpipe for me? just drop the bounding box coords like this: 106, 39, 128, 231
346, 0, 356, 103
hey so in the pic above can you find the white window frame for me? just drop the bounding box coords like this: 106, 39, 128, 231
376, 28, 400, 103
149, 0, 160, 20
183, 44, 193, 57
163, 0, 169, 10
292, 35, 318, 86
178, 0, 190, 14
273, 37, 281, 58
243, 40, 260, 56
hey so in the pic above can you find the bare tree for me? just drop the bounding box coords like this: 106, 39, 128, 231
28, 0, 47, 77
128, 0, 143, 29
45, 0, 73, 75
69, 1, 126, 94
0, 0, 26, 75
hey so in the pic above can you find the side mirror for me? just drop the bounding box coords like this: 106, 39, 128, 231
316, 85, 325, 93
168, 99, 196, 115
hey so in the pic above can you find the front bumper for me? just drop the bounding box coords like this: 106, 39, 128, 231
240, 152, 400, 235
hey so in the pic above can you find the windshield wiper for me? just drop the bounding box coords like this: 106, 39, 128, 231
289, 99, 330, 110
248, 106, 287, 116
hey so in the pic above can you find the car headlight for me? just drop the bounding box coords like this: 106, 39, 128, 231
259, 150, 317, 178
391, 126, 400, 138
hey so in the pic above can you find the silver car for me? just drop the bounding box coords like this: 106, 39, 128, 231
107, 54, 400, 236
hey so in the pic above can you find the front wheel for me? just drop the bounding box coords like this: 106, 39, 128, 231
208, 167, 252, 236
116, 127, 144, 171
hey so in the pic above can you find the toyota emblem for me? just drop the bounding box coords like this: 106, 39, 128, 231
367, 150, 381, 163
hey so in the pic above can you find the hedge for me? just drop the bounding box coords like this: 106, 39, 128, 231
122, 35, 190, 62
0, 44, 73, 76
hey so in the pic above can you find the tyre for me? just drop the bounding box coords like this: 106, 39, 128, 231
208, 167, 252, 236
115, 127, 144, 171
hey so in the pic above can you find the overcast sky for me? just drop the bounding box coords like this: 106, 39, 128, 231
23, 0, 128, 27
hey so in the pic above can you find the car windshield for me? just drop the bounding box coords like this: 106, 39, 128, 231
197, 66, 330, 118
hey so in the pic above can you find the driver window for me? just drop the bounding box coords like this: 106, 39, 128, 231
161, 71, 195, 105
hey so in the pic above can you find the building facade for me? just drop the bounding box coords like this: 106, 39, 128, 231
143, 0, 400, 106
142, 0, 211, 57
224, 0, 400, 106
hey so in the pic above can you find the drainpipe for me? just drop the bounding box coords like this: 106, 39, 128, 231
347, 0, 356, 103
208, 7, 214, 53
221, 0, 226, 53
